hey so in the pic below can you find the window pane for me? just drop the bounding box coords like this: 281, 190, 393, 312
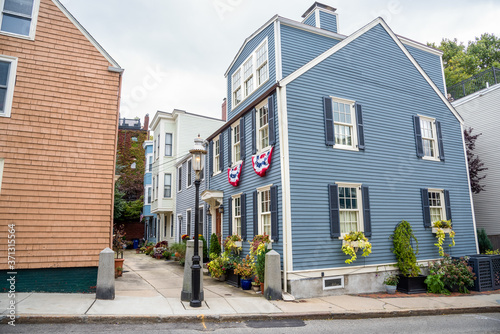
1, 13, 31, 36
4, 0, 34, 16
0, 88, 6, 112
0, 62, 9, 86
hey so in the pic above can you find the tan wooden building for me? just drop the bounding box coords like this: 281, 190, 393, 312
0, 0, 123, 292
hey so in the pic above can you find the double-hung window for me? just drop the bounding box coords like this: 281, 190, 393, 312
213, 137, 220, 173
259, 188, 271, 236
186, 209, 191, 237
165, 133, 172, 156
177, 166, 182, 192
187, 159, 192, 188
258, 104, 269, 152
243, 58, 253, 96
1, 0, 39, 38
420, 117, 437, 159
428, 189, 445, 223
233, 196, 241, 236
152, 176, 155, 200
146, 187, 152, 204
333, 98, 357, 149
338, 184, 362, 235
0, 56, 17, 118
164, 173, 171, 198
148, 155, 153, 172
414, 115, 444, 161
232, 69, 242, 106
232, 122, 241, 163
198, 206, 204, 237
157, 135, 160, 159
256, 42, 268, 85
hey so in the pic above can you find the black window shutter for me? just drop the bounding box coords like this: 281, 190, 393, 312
241, 193, 247, 240
270, 185, 279, 242
356, 103, 365, 150
328, 184, 340, 238
209, 141, 213, 176
219, 132, 224, 172
413, 116, 424, 158
240, 116, 246, 161
361, 185, 371, 237
444, 190, 452, 221
323, 97, 335, 146
421, 188, 431, 227
436, 120, 445, 161
268, 95, 276, 146
228, 197, 232, 236
253, 190, 258, 236
251, 108, 257, 154
227, 127, 232, 167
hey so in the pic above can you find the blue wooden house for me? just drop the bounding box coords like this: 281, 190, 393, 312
143, 140, 157, 243
203, 2, 478, 298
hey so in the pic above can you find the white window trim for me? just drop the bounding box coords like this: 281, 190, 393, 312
232, 120, 242, 166
323, 276, 344, 290
0, 0, 40, 40
152, 176, 155, 201
428, 188, 445, 223
177, 166, 182, 192
177, 214, 183, 242
146, 153, 153, 173
330, 96, 358, 152
0, 158, 4, 194
0, 55, 18, 118
145, 186, 152, 205
232, 193, 242, 236
164, 173, 172, 198
335, 182, 364, 238
170, 214, 175, 238
165, 132, 173, 157
155, 174, 159, 201
232, 69, 242, 107
231, 38, 269, 110
255, 99, 272, 154
213, 135, 221, 176
156, 134, 160, 160
418, 115, 440, 162
186, 158, 192, 189
186, 209, 192, 236
257, 185, 272, 237
199, 205, 204, 237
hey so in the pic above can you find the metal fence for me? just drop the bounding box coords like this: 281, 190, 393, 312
447, 67, 500, 100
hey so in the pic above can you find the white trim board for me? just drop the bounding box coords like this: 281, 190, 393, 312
279, 17, 464, 124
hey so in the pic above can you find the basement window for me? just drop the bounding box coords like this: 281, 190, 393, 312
323, 276, 344, 290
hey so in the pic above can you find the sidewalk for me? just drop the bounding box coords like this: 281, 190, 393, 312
1, 250, 499, 324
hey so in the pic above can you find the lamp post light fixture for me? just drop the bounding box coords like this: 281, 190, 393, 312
189, 135, 206, 307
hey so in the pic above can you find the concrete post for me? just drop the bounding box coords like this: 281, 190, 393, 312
96, 248, 115, 300
181, 240, 204, 302
264, 250, 281, 300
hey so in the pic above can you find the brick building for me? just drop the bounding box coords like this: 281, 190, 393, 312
0, 0, 123, 292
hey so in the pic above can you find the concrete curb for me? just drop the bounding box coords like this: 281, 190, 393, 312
2, 305, 499, 324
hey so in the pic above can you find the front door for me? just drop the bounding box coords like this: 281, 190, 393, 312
216, 211, 222, 244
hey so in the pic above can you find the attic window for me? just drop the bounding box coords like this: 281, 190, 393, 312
1, 0, 39, 39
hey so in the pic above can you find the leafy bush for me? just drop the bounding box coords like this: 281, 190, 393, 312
478, 228, 493, 253
383, 274, 399, 286
209, 233, 221, 257
426, 255, 476, 294
170, 242, 186, 259
198, 234, 209, 260
391, 220, 420, 277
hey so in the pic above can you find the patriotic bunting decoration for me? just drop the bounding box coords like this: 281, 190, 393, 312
227, 162, 243, 187
252, 147, 273, 177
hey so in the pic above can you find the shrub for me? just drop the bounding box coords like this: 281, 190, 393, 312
209, 233, 221, 257
383, 274, 399, 286
478, 228, 493, 254
426, 255, 476, 294
170, 242, 186, 259
391, 220, 420, 277
198, 234, 209, 260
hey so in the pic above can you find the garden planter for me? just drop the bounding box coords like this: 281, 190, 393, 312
114, 258, 124, 278
260, 282, 264, 292
241, 278, 252, 290
397, 274, 427, 294
234, 241, 242, 248
432, 227, 451, 234
226, 269, 241, 287
252, 284, 260, 292
385, 285, 397, 294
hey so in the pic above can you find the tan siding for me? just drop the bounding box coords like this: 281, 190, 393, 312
0, 0, 121, 269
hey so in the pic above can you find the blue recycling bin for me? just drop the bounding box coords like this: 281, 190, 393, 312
133, 239, 139, 249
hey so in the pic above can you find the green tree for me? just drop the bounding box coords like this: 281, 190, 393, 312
429, 33, 500, 87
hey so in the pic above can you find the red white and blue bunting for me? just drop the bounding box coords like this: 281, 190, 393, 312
227, 162, 243, 187
252, 147, 273, 177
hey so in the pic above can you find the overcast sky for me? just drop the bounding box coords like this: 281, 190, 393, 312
61, 0, 500, 123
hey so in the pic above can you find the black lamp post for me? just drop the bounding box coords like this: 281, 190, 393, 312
189, 135, 206, 307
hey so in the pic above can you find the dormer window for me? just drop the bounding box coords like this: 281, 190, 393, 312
243, 57, 253, 96
256, 42, 268, 85
1, 0, 39, 39
232, 69, 242, 106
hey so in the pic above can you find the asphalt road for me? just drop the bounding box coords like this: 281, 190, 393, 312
2, 313, 500, 333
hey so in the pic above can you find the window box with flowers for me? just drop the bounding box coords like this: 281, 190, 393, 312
431, 220, 455, 256
341, 231, 372, 264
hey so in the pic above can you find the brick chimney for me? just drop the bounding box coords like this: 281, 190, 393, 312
143, 113, 149, 130
221, 98, 227, 121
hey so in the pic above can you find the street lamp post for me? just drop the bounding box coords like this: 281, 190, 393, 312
189, 135, 206, 307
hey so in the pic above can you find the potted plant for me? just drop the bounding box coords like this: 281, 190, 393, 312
207, 256, 227, 281
113, 224, 126, 275
391, 220, 426, 294
249, 234, 271, 292
383, 274, 399, 294
341, 231, 372, 264
234, 255, 254, 290
115, 266, 123, 278
209, 233, 221, 258
431, 220, 455, 256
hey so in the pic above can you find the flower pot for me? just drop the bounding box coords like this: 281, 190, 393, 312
252, 284, 260, 292
385, 285, 397, 294
260, 282, 264, 292
234, 241, 242, 248
241, 278, 252, 290
432, 227, 452, 234
397, 274, 427, 294
114, 258, 124, 278
226, 269, 241, 287
216, 274, 226, 282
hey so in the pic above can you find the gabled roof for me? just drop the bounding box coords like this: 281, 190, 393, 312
51, 0, 121, 69
279, 17, 464, 124
301, 2, 337, 18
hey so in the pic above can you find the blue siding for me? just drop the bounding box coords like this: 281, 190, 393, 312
227, 24, 276, 121
145, 145, 153, 155
303, 13, 316, 27
144, 172, 152, 186
208, 93, 283, 261
319, 11, 337, 33
285, 23, 475, 271
280, 24, 340, 78
405, 44, 445, 95
143, 204, 152, 216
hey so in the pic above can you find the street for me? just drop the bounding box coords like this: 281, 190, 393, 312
2, 313, 500, 333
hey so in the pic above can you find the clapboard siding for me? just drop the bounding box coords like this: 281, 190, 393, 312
454, 86, 500, 235
319, 11, 337, 33
302, 13, 316, 27
226, 25, 276, 121
286, 23, 475, 271
0, 0, 121, 269
280, 23, 340, 78
404, 44, 445, 95
208, 93, 283, 260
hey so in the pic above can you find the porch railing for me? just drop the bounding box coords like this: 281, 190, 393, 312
447, 67, 500, 100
